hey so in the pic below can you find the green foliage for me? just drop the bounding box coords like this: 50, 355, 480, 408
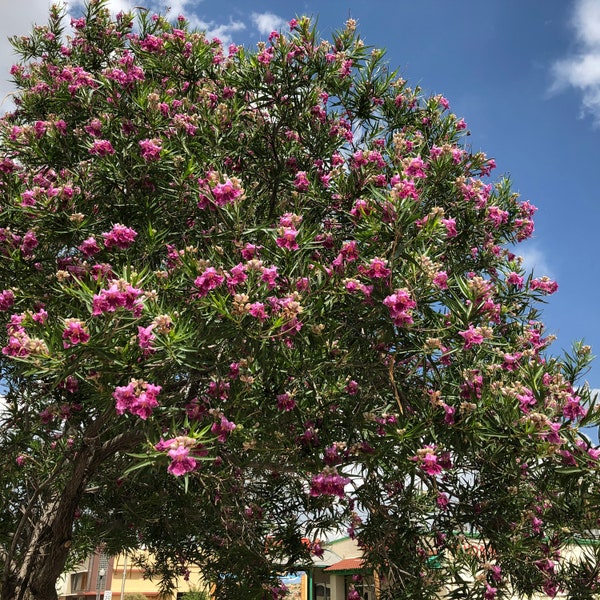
179, 588, 210, 600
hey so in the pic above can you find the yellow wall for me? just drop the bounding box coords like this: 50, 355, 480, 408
60, 550, 209, 600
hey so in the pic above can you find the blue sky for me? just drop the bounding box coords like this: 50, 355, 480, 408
1, 0, 599, 389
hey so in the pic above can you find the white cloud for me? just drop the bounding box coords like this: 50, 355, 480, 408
0, 0, 247, 111
0, 0, 57, 111
551, 0, 600, 124
251, 11, 287, 36
517, 243, 555, 280
69, 0, 246, 45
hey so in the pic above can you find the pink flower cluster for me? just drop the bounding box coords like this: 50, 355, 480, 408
112, 379, 161, 419
211, 414, 236, 442
411, 445, 450, 477
102, 223, 138, 250
62, 318, 90, 348
194, 267, 225, 297
197, 172, 244, 208
0, 289, 15, 311
275, 212, 302, 251
89, 139, 115, 156
276, 392, 296, 411
309, 468, 350, 498
155, 435, 206, 476
139, 138, 162, 161
358, 257, 391, 279
383, 289, 416, 326
92, 279, 144, 316
2, 320, 30, 357
530, 276, 558, 295
2, 314, 48, 358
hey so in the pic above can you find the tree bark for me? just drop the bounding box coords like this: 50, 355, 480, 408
2, 424, 145, 600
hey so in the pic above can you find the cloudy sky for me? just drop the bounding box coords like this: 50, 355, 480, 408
1, 0, 600, 391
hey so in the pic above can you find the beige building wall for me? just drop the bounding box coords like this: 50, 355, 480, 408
59, 549, 208, 600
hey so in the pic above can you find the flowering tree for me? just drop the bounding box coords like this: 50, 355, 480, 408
1, 2, 600, 599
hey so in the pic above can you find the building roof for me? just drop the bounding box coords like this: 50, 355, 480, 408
323, 557, 366, 572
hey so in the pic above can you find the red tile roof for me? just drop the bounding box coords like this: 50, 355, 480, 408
323, 557, 365, 572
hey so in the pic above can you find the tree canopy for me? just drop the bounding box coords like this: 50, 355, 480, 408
1, 2, 600, 599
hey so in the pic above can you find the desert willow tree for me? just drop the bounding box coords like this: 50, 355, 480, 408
1, 2, 600, 599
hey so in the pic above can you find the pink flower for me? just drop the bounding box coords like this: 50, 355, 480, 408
458, 325, 485, 349
276, 392, 296, 411
0, 290, 15, 311
211, 179, 243, 206
412, 445, 445, 477
131, 383, 161, 419
89, 139, 115, 156
383, 289, 416, 326
516, 388, 536, 413
501, 352, 521, 372
113, 382, 137, 415
345, 380, 359, 395
350, 199, 372, 219
139, 138, 162, 161
347, 589, 360, 600
391, 177, 419, 201
309, 468, 349, 498
32, 309, 48, 324
79, 236, 101, 257
102, 223, 137, 250
441, 218, 457, 238
241, 243, 260, 260
404, 156, 427, 178
166, 445, 197, 476
359, 257, 391, 279
339, 59, 353, 77
62, 318, 90, 348
432, 271, 448, 290
2, 331, 31, 358
437, 492, 449, 510
487, 206, 509, 227
194, 267, 225, 297
260, 265, 279, 289
506, 271, 524, 288
276, 227, 299, 251
530, 276, 558, 294
563, 395, 587, 421
155, 436, 204, 477
248, 302, 268, 320
140, 34, 164, 53
137, 324, 156, 353
293, 171, 310, 191
515, 218, 534, 241
21, 231, 39, 256
84, 118, 102, 137
211, 415, 236, 442
113, 380, 161, 419
333, 240, 359, 271
227, 263, 247, 290
542, 580, 559, 598
92, 281, 143, 316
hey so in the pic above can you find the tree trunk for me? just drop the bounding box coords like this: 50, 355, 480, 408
2, 425, 144, 600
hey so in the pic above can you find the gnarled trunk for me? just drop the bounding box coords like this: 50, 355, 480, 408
2, 426, 144, 600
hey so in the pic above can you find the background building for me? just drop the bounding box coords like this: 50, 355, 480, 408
58, 549, 208, 600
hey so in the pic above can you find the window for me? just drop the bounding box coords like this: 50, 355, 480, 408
315, 583, 331, 599
70, 572, 87, 592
